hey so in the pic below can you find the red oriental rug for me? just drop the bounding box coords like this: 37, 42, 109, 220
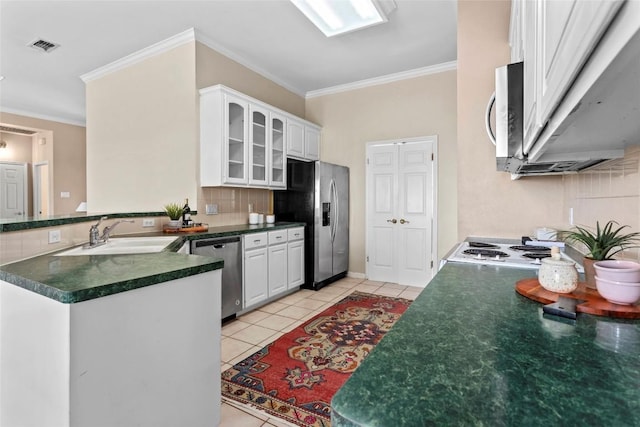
221, 291, 412, 426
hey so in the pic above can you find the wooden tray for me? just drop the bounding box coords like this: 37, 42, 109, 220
163, 224, 208, 234
516, 278, 640, 319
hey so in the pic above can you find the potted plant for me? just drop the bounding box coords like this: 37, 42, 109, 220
563, 220, 640, 288
164, 202, 183, 228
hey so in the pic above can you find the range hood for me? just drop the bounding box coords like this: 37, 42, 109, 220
489, 15, 640, 178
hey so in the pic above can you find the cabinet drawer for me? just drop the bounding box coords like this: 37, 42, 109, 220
244, 232, 268, 250
268, 230, 288, 245
287, 227, 304, 241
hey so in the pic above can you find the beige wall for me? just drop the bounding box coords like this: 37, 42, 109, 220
306, 71, 458, 274
457, 1, 564, 240
0, 112, 86, 216
86, 43, 198, 213
86, 40, 306, 217
195, 42, 305, 118
0, 132, 32, 163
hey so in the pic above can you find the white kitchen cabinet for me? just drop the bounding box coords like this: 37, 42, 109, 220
267, 230, 288, 296
249, 105, 268, 186
270, 113, 286, 188
200, 89, 249, 186
200, 85, 293, 189
519, 0, 623, 151
287, 117, 321, 162
243, 233, 268, 307
287, 227, 305, 289
243, 228, 305, 309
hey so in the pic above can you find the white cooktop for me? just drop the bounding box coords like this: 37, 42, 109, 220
446, 239, 583, 272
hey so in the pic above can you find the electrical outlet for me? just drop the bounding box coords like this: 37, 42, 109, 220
48, 230, 61, 244
248, 203, 254, 213
60, 191, 70, 198
206, 204, 218, 215
142, 219, 155, 227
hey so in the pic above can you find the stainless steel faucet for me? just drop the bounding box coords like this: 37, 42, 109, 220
100, 219, 135, 242
87, 216, 109, 248
84, 217, 135, 249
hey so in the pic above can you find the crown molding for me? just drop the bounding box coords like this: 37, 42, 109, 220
80, 28, 196, 83
305, 60, 458, 98
1, 107, 86, 127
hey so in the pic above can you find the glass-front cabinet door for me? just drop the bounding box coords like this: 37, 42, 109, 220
270, 113, 286, 188
225, 94, 248, 185
249, 105, 268, 186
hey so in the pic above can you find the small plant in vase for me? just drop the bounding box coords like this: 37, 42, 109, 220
563, 220, 640, 288
164, 202, 183, 228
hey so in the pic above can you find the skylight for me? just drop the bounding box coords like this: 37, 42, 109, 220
290, 0, 393, 37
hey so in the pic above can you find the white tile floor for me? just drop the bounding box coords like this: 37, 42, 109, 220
219, 277, 422, 426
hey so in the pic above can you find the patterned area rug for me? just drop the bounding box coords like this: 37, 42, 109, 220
221, 291, 412, 426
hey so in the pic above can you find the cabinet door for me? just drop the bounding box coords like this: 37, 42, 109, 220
287, 119, 305, 159
287, 240, 305, 289
537, 0, 622, 133
523, 0, 623, 153
244, 247, 268, 307
270, 113, 286, 188
249, 105, 268, 186
224, 94, 249, 185
304, 127, 320, 161
522, 0, 541, 151
268, 244, 287, 296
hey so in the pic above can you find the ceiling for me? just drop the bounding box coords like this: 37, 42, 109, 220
0, 0, 457, 127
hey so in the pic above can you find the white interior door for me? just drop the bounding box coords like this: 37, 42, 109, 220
366, 138, 436, 287
0, 162, 28, 220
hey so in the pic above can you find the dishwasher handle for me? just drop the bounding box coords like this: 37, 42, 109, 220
193, 236, 241, 249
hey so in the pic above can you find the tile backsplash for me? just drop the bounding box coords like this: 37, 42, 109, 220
563, 145, 640, 261
197, 187, 272, 227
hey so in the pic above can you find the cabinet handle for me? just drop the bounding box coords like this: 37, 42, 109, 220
387, 219, 397, 224
400, 219, 410, 224
276, 236, 282, 239
254, 239, 261, 244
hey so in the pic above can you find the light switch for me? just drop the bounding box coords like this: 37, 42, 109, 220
60, 191, 70, 198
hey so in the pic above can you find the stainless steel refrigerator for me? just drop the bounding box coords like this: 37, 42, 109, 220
274, 159, 349, 291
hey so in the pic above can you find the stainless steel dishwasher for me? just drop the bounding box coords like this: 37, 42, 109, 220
191, 236, 242, 320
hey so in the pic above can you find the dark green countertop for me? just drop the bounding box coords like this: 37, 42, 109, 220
0, 222, 304, 304
0, 211, 173, 232
331, 263, 640, 426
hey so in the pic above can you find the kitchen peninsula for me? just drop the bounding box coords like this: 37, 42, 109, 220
0, 216, 301, 427
332, 263, 640, 426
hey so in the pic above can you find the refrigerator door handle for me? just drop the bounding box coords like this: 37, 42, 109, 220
330, 178, 337, 243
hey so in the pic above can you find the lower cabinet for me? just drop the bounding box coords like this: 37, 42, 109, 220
243, 227, 305, 309
267, 229, 288, 295
287, 228, 305, 289
243, 233, 268, 307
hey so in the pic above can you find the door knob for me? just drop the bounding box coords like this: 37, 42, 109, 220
386, 219, 397, 224
400, 219, 410, 224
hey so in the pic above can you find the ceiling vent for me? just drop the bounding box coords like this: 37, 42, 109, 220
28, 38, 60, 53
0, 125, 38, 135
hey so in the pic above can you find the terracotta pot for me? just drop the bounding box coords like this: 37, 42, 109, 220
583, 257, 598, 289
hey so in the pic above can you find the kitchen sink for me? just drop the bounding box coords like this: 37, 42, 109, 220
57, 236, 178, 256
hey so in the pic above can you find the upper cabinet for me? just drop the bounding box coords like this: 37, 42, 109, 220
286, 117, 320, 162
514, 0, 625, 152
200, 85, 321, 188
